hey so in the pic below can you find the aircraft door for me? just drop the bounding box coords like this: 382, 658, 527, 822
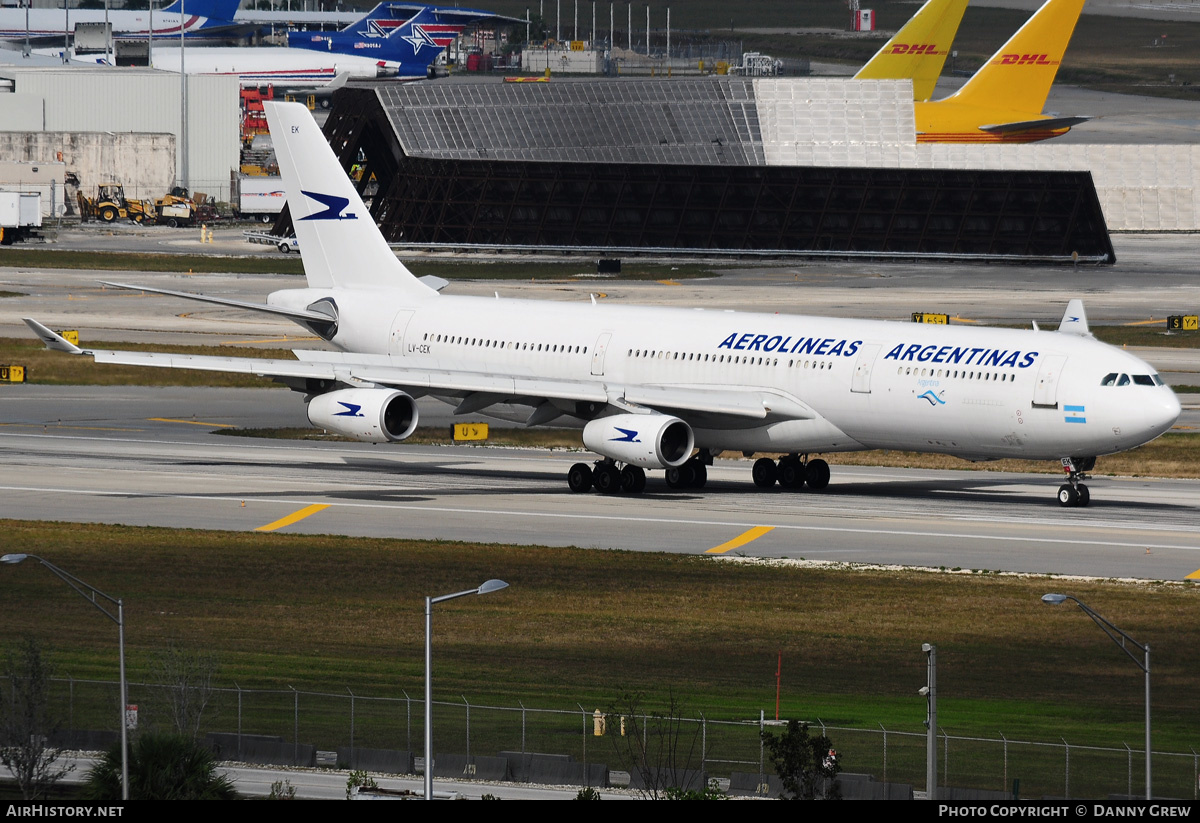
1032, 354, 1067, 407
850, 344, 881, 394
389, 310, 416, 356
591, 331, 612, 376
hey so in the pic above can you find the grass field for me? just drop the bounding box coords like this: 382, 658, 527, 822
0, 519, 1195, 795
0, 248, 721, 281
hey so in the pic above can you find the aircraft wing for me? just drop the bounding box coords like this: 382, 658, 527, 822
24, 319, 801, 424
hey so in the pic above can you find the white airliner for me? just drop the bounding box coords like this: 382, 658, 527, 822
24, 103, 1181, 507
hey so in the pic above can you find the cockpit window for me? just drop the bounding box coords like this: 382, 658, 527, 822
1101, 373, 1118, 386
1116, 374, 1130, 386
1132, 374, 1155, 386
1153, 374, 1165, 386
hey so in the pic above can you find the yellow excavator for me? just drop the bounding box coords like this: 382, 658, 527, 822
77, 183, 155, 224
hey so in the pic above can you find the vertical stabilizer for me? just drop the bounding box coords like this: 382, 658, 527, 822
854, 0, 969, 102
941, 0, 1085, 115
264, 102, 436, 298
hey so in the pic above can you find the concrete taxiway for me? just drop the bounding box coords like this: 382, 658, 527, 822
2, 386, 1198, 582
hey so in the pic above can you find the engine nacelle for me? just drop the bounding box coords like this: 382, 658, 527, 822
307, 388, 419, 443
582, 413, 694, 469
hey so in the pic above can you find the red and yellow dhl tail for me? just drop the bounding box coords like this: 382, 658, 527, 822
854, 0, 969, 102
915, 0, 1090, 143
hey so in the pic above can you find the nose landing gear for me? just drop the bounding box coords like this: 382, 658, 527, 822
1057, 456, 1094, 507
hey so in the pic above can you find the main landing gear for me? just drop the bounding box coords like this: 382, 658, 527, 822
752, 454, 830, 491
1057, 456, 1095, 507
567, 453, 711, 494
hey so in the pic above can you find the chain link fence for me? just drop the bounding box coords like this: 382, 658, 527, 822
33, 677, 1200, 799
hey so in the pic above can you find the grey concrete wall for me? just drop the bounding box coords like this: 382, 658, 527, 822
0, 131, 175, 212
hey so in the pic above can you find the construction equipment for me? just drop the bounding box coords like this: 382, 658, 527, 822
154, 186, 197, 227
77, 183, 155, 224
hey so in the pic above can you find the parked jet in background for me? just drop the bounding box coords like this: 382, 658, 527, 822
854, 0, 970, 102
286, 3, 514, 58
23, 102, 1180, 506
141, 7, 449, 85
915, 0, 1090, 142
0, 0, 245, 44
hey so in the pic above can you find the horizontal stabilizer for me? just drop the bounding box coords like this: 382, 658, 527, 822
979, 115, 1091, 134
99, 281, 336, 325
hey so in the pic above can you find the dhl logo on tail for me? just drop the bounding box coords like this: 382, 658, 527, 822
888, 43, 946, 56
996, 53, 1059, 66
854, 0, 969, 102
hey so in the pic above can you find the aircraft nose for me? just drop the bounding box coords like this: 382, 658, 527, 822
1146, 390, 1182, 434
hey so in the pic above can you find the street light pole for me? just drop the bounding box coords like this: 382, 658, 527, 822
921, 643, 937, 801
424, 579, 509, 800
1042, 593, 1151, 799
1, 553, 128, 802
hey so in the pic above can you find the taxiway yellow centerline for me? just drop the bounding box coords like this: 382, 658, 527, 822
255, 503, 330, 533
706, 525, 775, 554
147, 417, 236, 428
1186, 569, 1200, 580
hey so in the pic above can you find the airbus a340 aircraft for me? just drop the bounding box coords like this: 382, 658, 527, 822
25, 103, 1180, 507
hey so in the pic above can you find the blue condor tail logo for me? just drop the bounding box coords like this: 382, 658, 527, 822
610, 428, 641, 443
334, 402, 364, 418
299, 191, 357, 222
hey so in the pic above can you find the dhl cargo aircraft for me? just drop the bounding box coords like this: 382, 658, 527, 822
24, 103, 1179, 506
854, 0, 970, 103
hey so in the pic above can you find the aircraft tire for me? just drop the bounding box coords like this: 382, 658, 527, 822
778, 457, 804, 489
689, 461, 707, 489
620, 465, 647, 494
1077, 484, 1090, 507
567, 462, 593, 493
752, 457, 778, 488
1057, 484, 1079, 507
595, 464, 622, 494
805, 459, 831, 490
665, 463, 696, 489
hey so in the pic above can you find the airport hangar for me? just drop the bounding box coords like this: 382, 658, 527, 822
274, 76, 1119, 264
271, 75, 1200, 265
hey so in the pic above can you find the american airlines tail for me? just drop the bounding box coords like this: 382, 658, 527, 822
915, 0, 1089, 142
853, 0, 969, 102
265, 102, 437, 299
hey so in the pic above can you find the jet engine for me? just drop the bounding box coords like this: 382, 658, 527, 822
307, 388, 419, 443
582, 413, 694, 469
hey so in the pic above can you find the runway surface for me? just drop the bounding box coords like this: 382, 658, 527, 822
2, 386, 1198, 582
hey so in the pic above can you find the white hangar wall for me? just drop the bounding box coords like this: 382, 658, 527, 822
0, 66, 239, 202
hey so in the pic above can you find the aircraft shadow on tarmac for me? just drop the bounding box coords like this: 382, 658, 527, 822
170, 456, 1190, 514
